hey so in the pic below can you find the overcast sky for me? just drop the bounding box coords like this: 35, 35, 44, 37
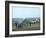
12, 6, 40, 18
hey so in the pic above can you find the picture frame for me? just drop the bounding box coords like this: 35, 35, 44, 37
5, 1, 45, 37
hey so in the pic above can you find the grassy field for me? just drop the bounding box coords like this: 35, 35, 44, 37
12, 23, 40, 31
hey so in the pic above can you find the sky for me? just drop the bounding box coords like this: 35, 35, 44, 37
12, 6, 40, 18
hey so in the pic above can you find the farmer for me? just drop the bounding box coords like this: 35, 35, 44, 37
15, 22, 18, 28
29, 22, 32, 26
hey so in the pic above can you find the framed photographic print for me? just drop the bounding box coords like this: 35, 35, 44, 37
5, 1, 45, 37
